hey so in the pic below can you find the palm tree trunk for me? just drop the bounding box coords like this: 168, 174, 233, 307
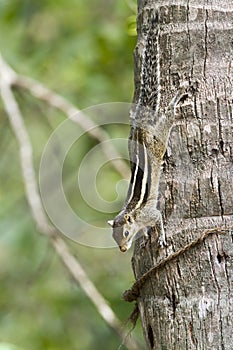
130, 1, 233, 348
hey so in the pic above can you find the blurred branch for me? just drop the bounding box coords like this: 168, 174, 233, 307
124, 0, 137, 13
0, 54, 141, 350
0, 56, 129, 179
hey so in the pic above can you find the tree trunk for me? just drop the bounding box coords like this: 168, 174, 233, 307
130, 1, 233, 349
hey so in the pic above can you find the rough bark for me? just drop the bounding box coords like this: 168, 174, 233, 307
131, 1, 233, 349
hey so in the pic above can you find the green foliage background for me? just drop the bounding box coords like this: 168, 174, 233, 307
0, 0, 143, 349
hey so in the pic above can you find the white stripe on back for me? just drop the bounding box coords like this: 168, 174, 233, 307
126, 153, 139, 206
135, 143, 148, 210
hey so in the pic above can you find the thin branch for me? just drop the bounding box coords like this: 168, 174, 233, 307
0, 55, 129, 179
0, 55, 52, 234
0, 55, 141, 350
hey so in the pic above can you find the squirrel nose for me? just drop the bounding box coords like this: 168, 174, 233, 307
120, 246, 127, 252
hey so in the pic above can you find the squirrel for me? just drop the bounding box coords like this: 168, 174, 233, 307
108, 85, 189, 252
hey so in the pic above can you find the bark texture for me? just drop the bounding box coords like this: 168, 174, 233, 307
131, 1, 233, 349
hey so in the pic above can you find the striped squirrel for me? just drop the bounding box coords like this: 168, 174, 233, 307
108, 85, 189, 252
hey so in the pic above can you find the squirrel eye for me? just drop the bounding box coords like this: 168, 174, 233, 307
124, 230, 129, 238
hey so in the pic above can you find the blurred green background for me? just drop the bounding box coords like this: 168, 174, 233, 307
0, 0, 144, 349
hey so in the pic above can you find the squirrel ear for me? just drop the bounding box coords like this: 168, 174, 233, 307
107, 220, 114, 227
124, 214, 133, 224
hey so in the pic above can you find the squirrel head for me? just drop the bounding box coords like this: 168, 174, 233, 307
108, 212, 140, 252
